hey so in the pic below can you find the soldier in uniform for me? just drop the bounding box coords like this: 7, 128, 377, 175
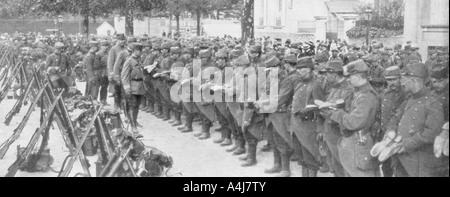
327, 60, 380, 177
153, 42, 173, 121
96, 40, 111, 105
142, 42, 158, 113
343, 45, 358, 66
83, 41, 101, 99
121, 43, 145, 137
108, 34, 126, 111
240, 45, 266, 167
387, 62, 446, 177
378, 66, 408, 177
425, 50, 438, 74
114, 37, 136, 114
320, 60, 354, 177
429, 63, 449, 122
178, 47, 198, 133
45, 42, 71, 98
166, 47, 184, 127
290, 57, 326, 177
329, 49, 343, 63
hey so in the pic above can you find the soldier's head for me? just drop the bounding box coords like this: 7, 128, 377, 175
429, 62, 449, 92
89, 41, 100, 53
215, 50, 228, 69
331, 49, 339, 58
182, 47, 195, 62
161, 42, 172, 55
400, 62, 428, 94
54, 42, 65, 54
283, 54, 297, 72
344, 60, 370, 87
115, 34, 126, 47
170, 47, 181, 60
100, 40, 110, 52
129, 43, 143, 58
199, 49, 212, 65
381, 51, 390, 61
325, 60, 344, 83
384, 66, 402, 91
296, 57, 314, 81
249, 45, 262, 61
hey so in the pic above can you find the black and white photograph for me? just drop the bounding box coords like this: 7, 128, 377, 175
0, 0, 448, 179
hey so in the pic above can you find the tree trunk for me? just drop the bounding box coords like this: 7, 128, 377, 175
81, 0, 89, 37
242, 0, 254, 45
196, 10, 201, 36
125, 0, 134, 36
216, 10, 220, 20
175, 14, 180, 35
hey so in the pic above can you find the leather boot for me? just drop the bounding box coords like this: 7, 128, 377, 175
162, 107, 171, 121
220, 128, 233, 146
213, 129, 226, 144
239, 152, 249, 161
171, 112, 183, 126
302, 166, 309, 177
140, 101, 147, 110
233, 138, 246, 155
180, 125, 193, 133
290, 154, 299, 162
155, 106, 164, 118
179, 114, 193, 131
215, 126, 224, 132
152, 105, 162, 115
265, 149, 282, 174
276, 154, 291, 177
319, 163, 330, 174
226, 137, 239, 153
146, 102, 154, 113
241, 143, 257, 167
261, 143, 272, 152
199, 123, 211, 140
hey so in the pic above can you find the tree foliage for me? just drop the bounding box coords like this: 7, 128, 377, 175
355, 0, 404, 30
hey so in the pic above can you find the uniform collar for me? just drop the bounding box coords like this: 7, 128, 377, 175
412, 87, 428, 99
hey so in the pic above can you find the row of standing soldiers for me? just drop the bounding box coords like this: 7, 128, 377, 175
44, 33, 449, 177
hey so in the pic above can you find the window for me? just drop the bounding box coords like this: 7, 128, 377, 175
259, 18, 264, 27
279, 0, 283, 12
298, 21, 316, 34
107, 30, 111, 36
289, 0, 293, 9
276, 17, 282, 27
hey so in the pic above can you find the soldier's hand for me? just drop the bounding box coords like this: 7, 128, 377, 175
434, 135, 446, 158
242, 121, 251, 132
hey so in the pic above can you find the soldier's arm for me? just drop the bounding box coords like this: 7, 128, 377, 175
121, 59, 132, 94
113, 53, 124, 82
387, 100, 407, 133
107, 48, 116, 77
84, 55, 95, 80
402, 100, 445, 153
330, 94, 377, 131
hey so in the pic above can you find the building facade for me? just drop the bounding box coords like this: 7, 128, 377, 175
404, 0, 449, 61
254, 0, 362, 43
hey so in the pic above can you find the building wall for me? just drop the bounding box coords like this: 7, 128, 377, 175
404, 0, 449, 61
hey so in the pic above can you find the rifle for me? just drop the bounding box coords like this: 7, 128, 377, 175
59, 105, 103, 177
0, 83, 48, 159
4, 77, 35, 126
5, 92, 62, 177
0, 60, 23, 103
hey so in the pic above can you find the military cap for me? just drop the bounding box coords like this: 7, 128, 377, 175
54, 42, 65, 49
182, 47, 195, 55
199, 42, 210, 50
302, 44, 310, 50
401, 62, 428, 79
249, 45, 262, 53
314, 53, 328, 64
404, 46, 412, 51
153, 43, 161, 50
290, 42, 301, 49
284, 54, 297, 64
384, 66, 401, 79
344, 60, 369, 76
229, 49, 243, 59
199, 49, 212, 58
331, 48, 339, 52
233, 55, 251, 66
129, 43, 144, 51
316, 63, 328, 74
215, 50, 228, 59
89, 40, 100, 48
99, 40, 110, 47
170, 47, 181, 54
142, 41, 152, 48
381, 51, 390, 56
127, 37, 137, 43
116, 33, 126, 40
429, 63, 449, 79
264, 56, 281, 68
326, 60, 344, 73
296, 57, 314, 69
161, 42, 172, 50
